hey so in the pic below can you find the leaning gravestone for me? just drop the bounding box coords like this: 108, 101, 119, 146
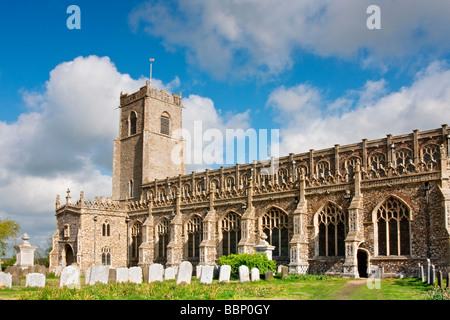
0, 272, 12, 288
251, 268, 260, 281
280, 266, 289, 279
25, 273, 45, 288
129, 266, 142, 284
116, 267, 129, 283
176, 261, 193, 285
164, 267, 176, 280
239, 265, 250, 283
89, 265, 110, 285
218, 265, 231, 283
148, 263, 164, 283
264, 271, 274, 281
200, 265, 214, 284
60, 265, 80, 289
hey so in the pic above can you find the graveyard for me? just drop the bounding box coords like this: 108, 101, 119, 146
0, 261, 447, 300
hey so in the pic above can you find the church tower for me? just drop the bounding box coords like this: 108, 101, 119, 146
112, 80, 185, 202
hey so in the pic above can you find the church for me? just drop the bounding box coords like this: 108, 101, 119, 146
49, 80, 450, 278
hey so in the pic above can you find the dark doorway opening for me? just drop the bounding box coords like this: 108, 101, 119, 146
65, 244, 75, 266
357, 250, 368, 278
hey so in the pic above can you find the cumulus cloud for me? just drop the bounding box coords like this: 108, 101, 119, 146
267, 61, 450, 155
128, 0, 450, 78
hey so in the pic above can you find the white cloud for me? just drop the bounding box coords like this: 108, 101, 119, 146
129, 0, 450, 78
267, 61, 450, 156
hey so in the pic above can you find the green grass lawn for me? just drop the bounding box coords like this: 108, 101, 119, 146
0, 274, 447, 300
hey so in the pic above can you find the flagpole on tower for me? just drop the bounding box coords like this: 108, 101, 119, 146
149, 58, 155, 86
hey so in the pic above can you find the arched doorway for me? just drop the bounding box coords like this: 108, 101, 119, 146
64, 244, 75, 266
357, 249, 368, 278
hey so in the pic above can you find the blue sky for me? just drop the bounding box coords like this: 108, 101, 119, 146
1, 0, 450, 254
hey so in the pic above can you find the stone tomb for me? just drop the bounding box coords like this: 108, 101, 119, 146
25, 273, 45, 288
176, 261, 193, 285
199, 265, 214, 284
148, 263, 164, 283
239, 265, 250, 283
60, 265, 80, 289
218, 265, 231, 283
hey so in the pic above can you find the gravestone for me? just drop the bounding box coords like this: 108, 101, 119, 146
419, 264, 425, 282
164, 267, 176, 280
200, 265, 214, 284
148, 263, 164, 283
89, 265, 110, 285
0, 272, 12, 288
280, 266, 289, 279
218, 265, 231, 283
196, 265, 202, 279
142, 266, 149, 283
430, 265, 435, 285
264, 271, 274, 281
84, 267, 91, 285
129, 267, 142, 284
251, 268, 260, 281
426, 259, 431, 284
108, 268, 116, 283
176, 261, 193, 285
239, 265, 250, 283
59, 265, 80, 289
437, 271, 443, 288
116, 267, 129, 283
25, 273, 45, 288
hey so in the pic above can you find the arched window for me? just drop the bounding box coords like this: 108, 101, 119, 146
375, 197, 410, 256
187, 215, 203, 258
129, 111, 137, 135
422, 144, 440, 170
317, 202, 347, 256
102, 220, 110, 237
262, 208, 289, 257
157, 218, 170, 258
131, 222, 142, 259
101, 247, 111, 266
160, 113, 170, 136
222, 212, 241, 255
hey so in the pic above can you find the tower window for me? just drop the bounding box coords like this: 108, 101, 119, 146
160, 114, 170, 136
130, 112, 137, 135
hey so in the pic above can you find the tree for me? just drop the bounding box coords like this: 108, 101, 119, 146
0, 217, 20, 257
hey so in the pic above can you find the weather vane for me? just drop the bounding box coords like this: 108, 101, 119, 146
150, 58, 155, 86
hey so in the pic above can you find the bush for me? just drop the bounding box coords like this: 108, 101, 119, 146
217, 253, 276, 278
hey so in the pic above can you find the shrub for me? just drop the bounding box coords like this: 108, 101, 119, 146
217, 253, 276, 278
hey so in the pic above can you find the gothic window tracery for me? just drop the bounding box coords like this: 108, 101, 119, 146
262, 208, 289, 257
157, 218, 170, 258
221, 212, 241, 255
102, 220, 110, 237
421, 144, 440, 169
101, 247, 111, 266
375, 197, 410, 256
187, 215, 203, 258
317, 202, 346, 257
131, 222, 142, 259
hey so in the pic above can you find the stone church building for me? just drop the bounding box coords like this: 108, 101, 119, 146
49, 80, 450, 278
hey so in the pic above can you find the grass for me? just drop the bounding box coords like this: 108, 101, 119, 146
0, 274, 447, 300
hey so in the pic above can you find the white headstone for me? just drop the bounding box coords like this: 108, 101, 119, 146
84, 267, 91, 284
89, 265, 110, 285
251, 268, 260, 281
164, 267, 176, 280
200, 265, 214, 284
148, 263, 164, 283
196, 265, 202, 279
116, 267, 129, 283
0, 272, 12, 288
25, 273, 45, 288
218, 265, 231, 283
176, 261, 193, 285
59, 265, 80, 289
129, 266, 143, 284
239, 265, 250, 283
